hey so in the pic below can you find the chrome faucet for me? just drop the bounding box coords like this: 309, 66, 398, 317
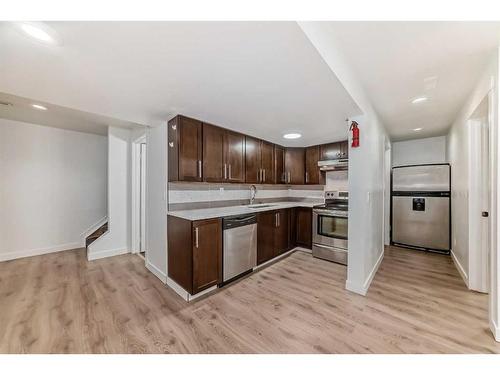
250, 185, 257, 205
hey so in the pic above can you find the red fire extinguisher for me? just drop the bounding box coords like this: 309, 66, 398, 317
350, 121, 360, 148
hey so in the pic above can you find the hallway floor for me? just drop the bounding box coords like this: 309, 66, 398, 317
0, 246, 498, 353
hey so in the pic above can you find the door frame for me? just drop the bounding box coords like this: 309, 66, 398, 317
468, 91, 492, 293
132, 134, 147, 255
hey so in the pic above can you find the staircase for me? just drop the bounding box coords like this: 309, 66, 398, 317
85, 222, 108, 248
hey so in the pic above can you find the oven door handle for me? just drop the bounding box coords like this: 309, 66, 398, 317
313, 210, 348, 218
313, 243, 339, 250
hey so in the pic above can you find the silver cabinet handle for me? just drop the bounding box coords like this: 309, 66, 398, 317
198, 160, 202, 178
263, 169, 266, 182
277, 212, 280, 227
275, 212, 278, 227
224, 164, 227, 179
229, 164, 232, 179
195, 227, 199, 248
287, 171, 291, 183
305, 172, 309, 183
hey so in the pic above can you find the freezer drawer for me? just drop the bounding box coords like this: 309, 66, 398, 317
392, 164, 450, 192
392, 196, 450, 251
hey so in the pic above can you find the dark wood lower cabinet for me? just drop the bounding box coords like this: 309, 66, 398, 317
257, 209, 292, 265
295, 207, 312, 249
257, 211, 276, 265
167, 216, 222, 295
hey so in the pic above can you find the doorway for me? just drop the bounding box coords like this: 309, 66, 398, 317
132, 135, 147, 259
468, 93, 491, 293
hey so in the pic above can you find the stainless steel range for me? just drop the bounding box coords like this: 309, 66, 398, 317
312, 191, 348, 265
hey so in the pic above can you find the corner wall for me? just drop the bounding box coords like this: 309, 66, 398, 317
0, 118, 107, 261
299, 21, 388, 295
446, 54, 498, 287
87, 126, 132, 260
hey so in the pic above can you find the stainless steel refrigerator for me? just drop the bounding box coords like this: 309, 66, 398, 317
391, 164, 451, 253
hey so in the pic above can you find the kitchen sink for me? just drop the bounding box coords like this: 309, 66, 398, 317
246, 203, 277, 209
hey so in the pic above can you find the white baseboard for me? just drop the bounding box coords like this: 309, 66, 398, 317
87, 247, 128, 261
167, 277, 189, 301
451, 250, 469, 288
146, 260, 167, 283
490, 319, 500, 342
0, 242, 82, 262
346, 249, 384, 296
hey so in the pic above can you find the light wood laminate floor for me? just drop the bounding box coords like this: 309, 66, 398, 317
0, 246, 499, 353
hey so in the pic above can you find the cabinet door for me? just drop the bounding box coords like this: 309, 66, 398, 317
295, 207, 312, 249
261, 141, 275, 184
192, 219, 222, 294
285, 148, 305, 185
320, 142, 341, 161
340, 140, 349, 159
245, 136, 261, 184
179, 117, 202, 181
224, 131, 245, 183
274, 145, 285, 184
203, 124, 224, 182
257, 211, 276, 265
305, 146, 323, 185
275, 209, 290, 255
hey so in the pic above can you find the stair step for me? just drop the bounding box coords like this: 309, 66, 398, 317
86, 222, 108, 247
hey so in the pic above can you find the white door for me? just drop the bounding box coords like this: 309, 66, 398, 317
140, 143, 147, 253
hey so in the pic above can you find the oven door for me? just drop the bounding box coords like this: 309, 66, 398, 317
312, 210, 348, 249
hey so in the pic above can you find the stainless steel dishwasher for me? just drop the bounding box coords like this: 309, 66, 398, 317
223, 214, 257, 283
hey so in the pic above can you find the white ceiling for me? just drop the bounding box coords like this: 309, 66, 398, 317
326, 22, 500, 141
0, 92, 142, 135
0, 22, 361, 146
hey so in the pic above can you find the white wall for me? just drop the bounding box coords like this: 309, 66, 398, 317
87, 126, 132, 260
392, 136, 447, 167
145, 124, 168, 282
0, 118, 107, 261
446, 49, 500, 341
299, 22, 388, 296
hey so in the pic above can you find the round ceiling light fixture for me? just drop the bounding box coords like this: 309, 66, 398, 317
32, 104, 48, 111
411, 96, 428, 104
15, 22, 59, 45
283, 133, 302, 139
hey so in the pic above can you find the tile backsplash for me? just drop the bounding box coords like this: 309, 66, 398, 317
325, 170, 348, 191
168, 182, 325, 211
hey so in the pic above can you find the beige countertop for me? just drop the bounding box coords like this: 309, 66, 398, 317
167, 201, 318, 221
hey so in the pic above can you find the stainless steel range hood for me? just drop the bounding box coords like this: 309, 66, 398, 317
318, 158, 348, 171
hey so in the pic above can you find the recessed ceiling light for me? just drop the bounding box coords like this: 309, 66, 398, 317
413, 127, 423, 132
283, 133, 302, 139
32, 104, 48, 111
15, 22, 59, 45
411, 96, 428, 104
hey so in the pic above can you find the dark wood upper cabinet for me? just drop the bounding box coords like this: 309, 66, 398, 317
192, 218, 222, 294
274, 145, 285, 184
284, 147, 305, 185
224, 130, 245, 183
168, 115, 202, 182
295, 207, 312, 249
167, 216, 222, 295
244, 136, 261, 184
169, 114, 348, 186
305, 145, 324, 185
202, 124, 245, 183
203, 124, 225, 182
245, 137, 274, 184
261, 141, 274, 184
